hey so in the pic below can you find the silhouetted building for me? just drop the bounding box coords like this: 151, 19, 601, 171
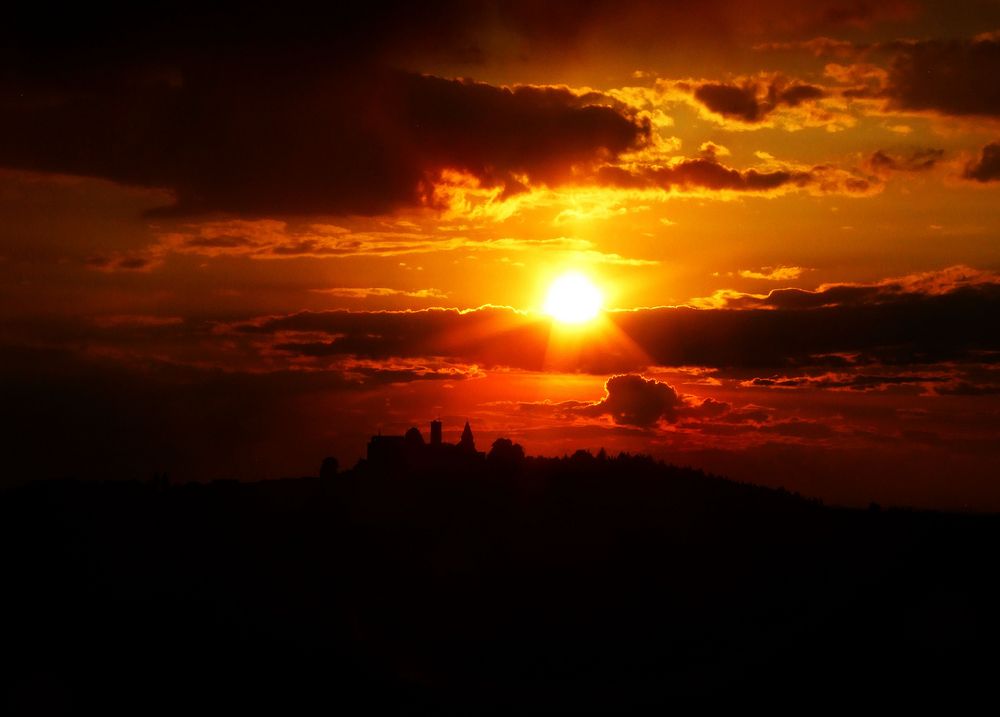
366, 420, 485, 468
459, 421, 476, 453
405, 426, 425, 447
367, 433, 406, 465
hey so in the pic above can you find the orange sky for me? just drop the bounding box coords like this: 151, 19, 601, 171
2, 2, 999, 508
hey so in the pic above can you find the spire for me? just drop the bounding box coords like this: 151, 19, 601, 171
459, 420, 475, 451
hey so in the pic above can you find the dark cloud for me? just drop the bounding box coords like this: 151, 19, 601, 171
647, 158, 811, 192
963, 142, 1000, 182
694, 83, 766, 122
513, 374, 752, 429
681, 396, 733, 419
598, 158, 810, 192
612, 288, 999, 372
745, 373, 949, 392
258, 307, 558, 371
935, 381, 1000, 396
702, 266, 998, 309
502, 388, 770, 431
868, 147, 944, 173
883, 35, 1000, 117
779, 83, 827, 106
578, 374, 684, 427
84, 254, 157, 272
0, 68, 647, 216
692, 80, 826, 123
595, 156, 871, 196
2, 4, 664, 217
240, 267, 1000, 376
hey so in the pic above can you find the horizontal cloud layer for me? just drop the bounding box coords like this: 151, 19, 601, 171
235, 266, 1000, 375
596, 155, 876, 196
12, 266, 988, 382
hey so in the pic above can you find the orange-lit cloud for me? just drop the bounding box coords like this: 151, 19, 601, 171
88, 220, 660, 270
690, 78, 826, 123
738, 266, 806, 281
311, 287, 450, 300
867, 147, 944, 174
595, 154, 878, 197
657, 75, 857, 131
694, 265, 1000, 309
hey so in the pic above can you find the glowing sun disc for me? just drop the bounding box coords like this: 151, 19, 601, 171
544, 273, 603, 324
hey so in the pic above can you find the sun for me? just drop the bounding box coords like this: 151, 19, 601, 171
544, 272, 604, 324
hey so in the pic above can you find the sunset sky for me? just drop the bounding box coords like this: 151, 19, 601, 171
3, 2, 999, 508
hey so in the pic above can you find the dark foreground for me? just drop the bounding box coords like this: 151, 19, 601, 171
4, 455, 1000, 712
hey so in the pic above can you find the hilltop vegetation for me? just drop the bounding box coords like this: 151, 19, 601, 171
3, 452, 999, 710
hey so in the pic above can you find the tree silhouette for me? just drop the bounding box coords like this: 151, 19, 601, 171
487, 437, 525, 470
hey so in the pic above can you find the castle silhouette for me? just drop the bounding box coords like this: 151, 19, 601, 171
366, 419, 486, 468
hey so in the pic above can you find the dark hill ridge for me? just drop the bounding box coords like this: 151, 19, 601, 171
3, 453, 1000, 711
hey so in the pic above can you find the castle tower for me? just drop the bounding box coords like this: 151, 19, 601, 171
459, 420, 476, 452
430, 419, 442, 446
404, 426, 425, 447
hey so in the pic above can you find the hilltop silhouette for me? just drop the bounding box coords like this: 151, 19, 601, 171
365, 419, 487, 470
3, 428, 1000, 711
